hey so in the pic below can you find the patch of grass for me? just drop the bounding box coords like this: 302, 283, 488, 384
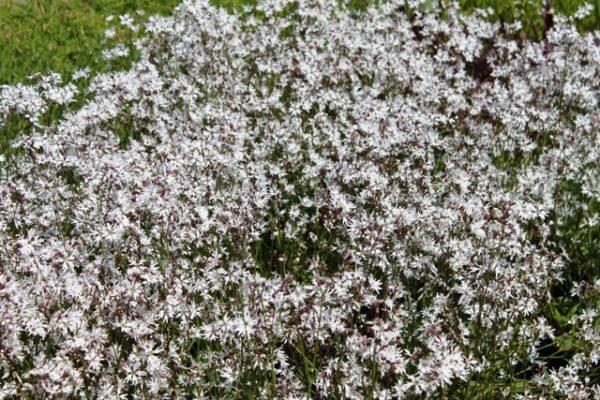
0, 0, 255, 85
0, 1, 181, 84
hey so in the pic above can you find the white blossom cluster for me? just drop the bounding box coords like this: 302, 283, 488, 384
0, 0, 598, 398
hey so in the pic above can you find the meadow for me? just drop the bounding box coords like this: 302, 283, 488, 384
0, 0, 598, 398
1, 0, 599, 85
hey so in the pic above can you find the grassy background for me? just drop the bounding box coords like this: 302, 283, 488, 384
0, 0, 251, 85
0, 0, 173, 84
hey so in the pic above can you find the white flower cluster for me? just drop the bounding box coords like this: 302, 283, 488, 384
0, 0, 598, 398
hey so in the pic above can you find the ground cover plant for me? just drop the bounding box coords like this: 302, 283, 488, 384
1, 0, 598, 85
0, 0, 598, 398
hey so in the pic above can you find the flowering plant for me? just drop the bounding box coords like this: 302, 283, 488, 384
0, 1, 598, 398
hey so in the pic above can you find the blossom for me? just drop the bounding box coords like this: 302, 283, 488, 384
0, 0, 598, 398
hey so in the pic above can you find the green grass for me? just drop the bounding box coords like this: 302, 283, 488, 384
0, 0, 252, 85
0, 0, 174, 84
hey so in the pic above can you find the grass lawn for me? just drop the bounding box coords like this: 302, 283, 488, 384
0, 0, 252, 85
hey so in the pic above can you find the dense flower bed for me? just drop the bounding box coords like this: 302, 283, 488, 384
0, 0, 598, 398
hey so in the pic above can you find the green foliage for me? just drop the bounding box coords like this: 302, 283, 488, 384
0, 1, 182, 85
